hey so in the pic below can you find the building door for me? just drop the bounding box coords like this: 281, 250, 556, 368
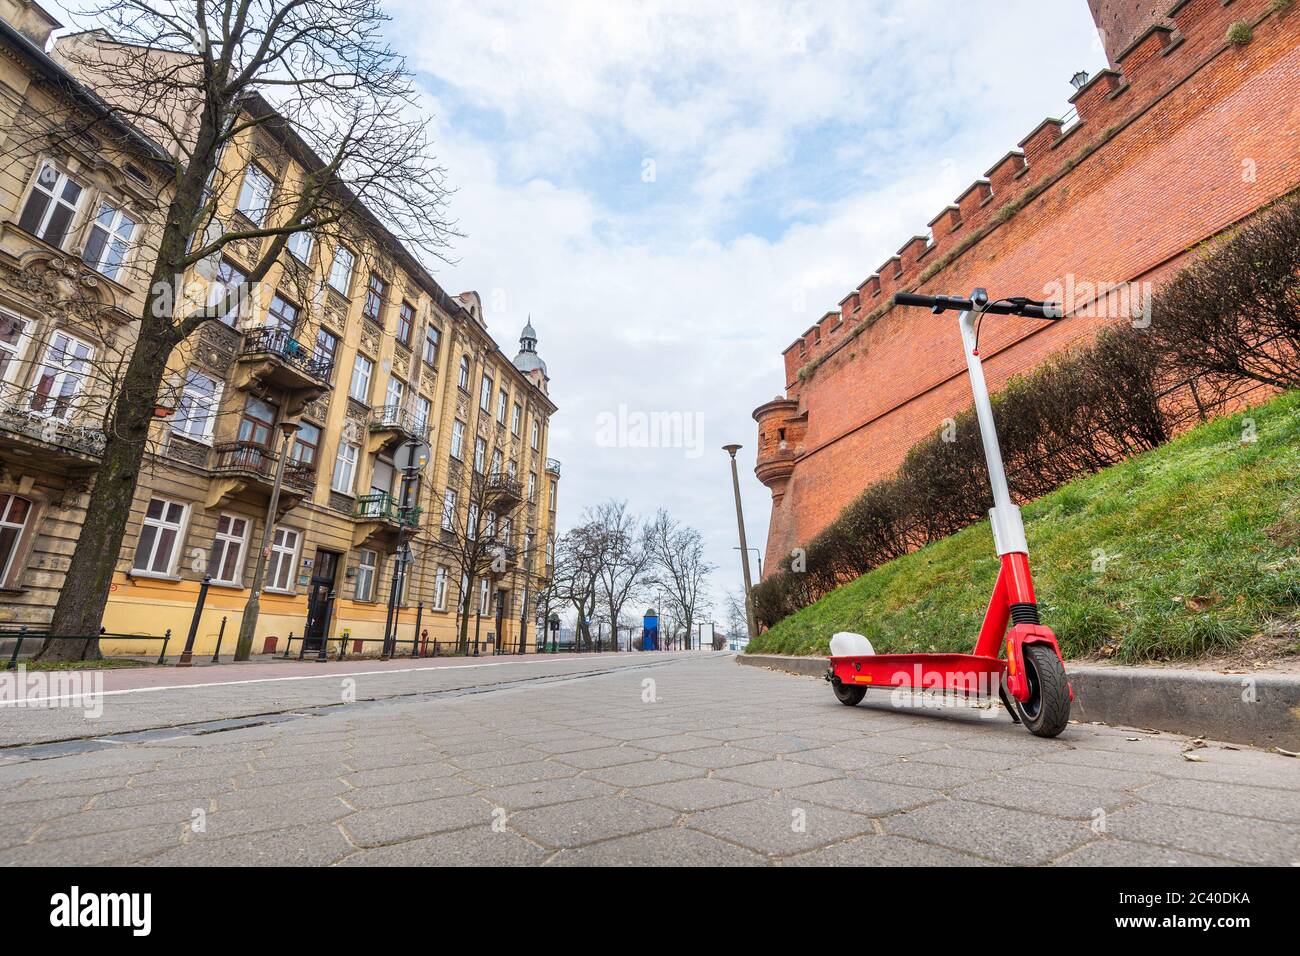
303, 549, 340, 651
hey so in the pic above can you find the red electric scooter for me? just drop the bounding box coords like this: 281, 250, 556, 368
826, 289, 1073, 737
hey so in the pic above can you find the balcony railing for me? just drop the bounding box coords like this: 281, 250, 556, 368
282, 460, 318, 493
0, 384, 105, 458
355, 491, 421, 528
370, 403, 429, 438
212, 440, 277, 479
240, 327, 333, 382
484, 473, 523, 503
545, 457, 561, 476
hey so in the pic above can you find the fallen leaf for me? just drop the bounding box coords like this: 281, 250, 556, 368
1181, 752, 1205, 762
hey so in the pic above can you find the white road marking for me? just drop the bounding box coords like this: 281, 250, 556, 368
1, 652, 706, 707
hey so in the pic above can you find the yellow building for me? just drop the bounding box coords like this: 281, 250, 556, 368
0, 2, 559, 657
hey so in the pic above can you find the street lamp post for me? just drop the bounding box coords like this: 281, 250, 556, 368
734, 546, 762, 579
723, 444, 758, 640
234, 420, 301, 661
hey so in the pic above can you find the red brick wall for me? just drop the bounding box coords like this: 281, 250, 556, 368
756, 0, 1300, 575
1089, 0, 1174, 66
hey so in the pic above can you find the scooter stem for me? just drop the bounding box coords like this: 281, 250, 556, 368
957, 293, 1028, 557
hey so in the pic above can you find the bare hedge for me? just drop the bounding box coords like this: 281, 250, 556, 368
752, 193, 1300, 630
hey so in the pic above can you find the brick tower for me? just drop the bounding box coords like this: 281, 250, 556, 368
1087, 0, 1174, 65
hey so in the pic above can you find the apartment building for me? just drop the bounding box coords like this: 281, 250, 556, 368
0, 1, 559, 655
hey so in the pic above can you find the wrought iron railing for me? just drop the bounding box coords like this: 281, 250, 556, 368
355, 491, 421, 527
240, 327, 333, 382
370, 403, 429, 436
282, 460, 318, 493
545, 457, 561, 476
485, 473, 523, 501
212, 440, 277, 478
0, 384, 106, 457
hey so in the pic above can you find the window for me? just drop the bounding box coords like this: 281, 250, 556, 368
30, 331, 94, 420
501, 517, 512, 545
208, 258, 248, 327
328, 245, 355, 294
332, 441, 358, 493
287, 230, 313, 262
370, 457, 395, 498
265, 527, 300, 592
313, 327, 338, 376
441, 488, 457, 530
460, 572, 470, 611
18, 162, 83, 248
511, 403, 522, 436
528, 472, 537, 503
531, 419, 540, 450
208, 514, 249, 585
132, 497, 188, 575
0, 313, 30, 385
236, 163, 274, 224
266, 294, 298, 333
450, 419, 465, 459
0, 494, 33, 584
173, 369, 221, 442
507, 458, 516, 480
290, 422, 321, 466
478, 577, 490, 615
397, 301, 415, 346
458, 355, 470, 391
433, 565, 448, 610
467, 503, 479, 540
497, 389, 508, 424
490, 448, 503, 477
485, 510, 496, 537
549, 480, 557, 512
546, 536, 555, 565
384, 376, 405, 412
423, 324, 440, 367
349, 354, 373, 403
474, 436, 486, 473
355, 549, 377, 602
237, 397, 277, 447
479, 374, 493, 412
524, 531, 533, 567
415, 395, 432, 432
82, 202, 137, 281
362, 272, 386, 323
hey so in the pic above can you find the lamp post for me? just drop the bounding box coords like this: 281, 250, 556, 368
733, 546, 762, 579
234, 420, 301, 661
722, 444, 758, 640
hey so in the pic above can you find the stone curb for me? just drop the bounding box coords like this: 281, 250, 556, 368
736, 654, 1300, 750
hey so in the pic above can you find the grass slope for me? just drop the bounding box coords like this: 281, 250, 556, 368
748, 390, 1300, 662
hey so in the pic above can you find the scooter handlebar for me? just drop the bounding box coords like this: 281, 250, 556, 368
892, 292, 1062, 320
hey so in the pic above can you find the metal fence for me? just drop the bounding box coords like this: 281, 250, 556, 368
3, 627, 172, 669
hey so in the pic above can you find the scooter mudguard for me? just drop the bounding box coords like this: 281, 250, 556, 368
1004, 623, 1073, 703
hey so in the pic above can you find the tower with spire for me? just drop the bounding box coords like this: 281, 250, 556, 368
512, 317, 548, 394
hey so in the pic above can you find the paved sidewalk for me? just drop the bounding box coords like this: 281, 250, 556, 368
1, 655, 1297, 865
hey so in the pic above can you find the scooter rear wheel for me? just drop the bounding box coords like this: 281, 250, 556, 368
1014, 644, 1071, 738
833, 681, 866, 706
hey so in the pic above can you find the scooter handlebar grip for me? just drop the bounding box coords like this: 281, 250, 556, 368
892, 292, 939, 309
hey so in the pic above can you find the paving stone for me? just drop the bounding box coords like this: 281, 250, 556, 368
1004, 761, 1157, 791
884, 801, 1092, 865
345, 761, 460, 787
479, 777, 616, 811
785, 834, 994, 867
1137, 778, 1300, 824
910, 748, 1034, 772
1103, 803, 1300, 865
343, 795, 492, 847
783, 746, 897, 772
549, 746, 660, 770
1053, 840, 1238, 867
550, 827, 765, 866
151, 824, 353, 866
852, 760, 989, 791
457, 760, 579, 788
345, 776, 478, 809
687, 796, 875, 857
786, 778, 940, 816
0, 823, 183, 865
730, 734, 828, 756
581, 760, 707, 788
451, 748, 548, 770
632, 735, 720, 754
638, 745, 765, 769
714, 759, 843, 790
631, 778, 768, 813
340, 827, 550, 866
509, 795, 680, 849
949, 777, 1137, 820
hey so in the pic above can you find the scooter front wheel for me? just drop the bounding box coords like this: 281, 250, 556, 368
1015, 644, 1071, 738
832, 681, 866, 706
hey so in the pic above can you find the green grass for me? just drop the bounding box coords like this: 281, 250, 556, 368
7, 658, 148, 671
748, 390, 1300, 663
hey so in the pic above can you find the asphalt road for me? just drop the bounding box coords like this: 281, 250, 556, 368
1, 653, 1297, 865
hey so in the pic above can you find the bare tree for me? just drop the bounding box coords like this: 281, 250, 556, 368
551, 523, 602, 649
723, 591, 747, 647
35, 0, 456, 655
421, 464, 525, 654
589, 500, 652, 652
646, 510, 713, 651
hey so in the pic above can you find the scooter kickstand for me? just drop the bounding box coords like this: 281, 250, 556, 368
998, 683, 1021, 724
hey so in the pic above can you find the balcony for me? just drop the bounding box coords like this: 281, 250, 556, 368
367, 404, 428, 453
206, 440, 312, 512
545, 457, 561, 477
353, 491, 421, 544
234, 327, 332, 408
483, 473, 523, 507
0, 384, 105, 471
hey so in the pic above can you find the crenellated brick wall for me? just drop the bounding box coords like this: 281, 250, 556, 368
754, 0, 1300, 576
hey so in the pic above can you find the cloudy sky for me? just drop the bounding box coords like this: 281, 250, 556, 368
378, 0, 1107, 624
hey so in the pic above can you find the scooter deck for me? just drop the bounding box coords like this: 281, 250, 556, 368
829, 653, 1005, 696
